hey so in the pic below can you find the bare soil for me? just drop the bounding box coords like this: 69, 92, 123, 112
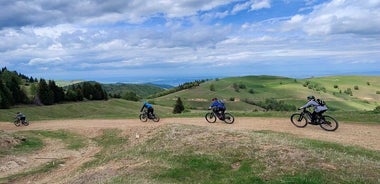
0, 117, 379, 183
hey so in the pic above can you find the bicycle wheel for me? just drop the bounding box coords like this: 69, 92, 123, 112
223, 113, 235, 124
139, 114, 148, 122
14, 120, 21, 127
290, 113, 308, 128
22, 121, 29, 126
152, 114, 160, 122
319, 115, 339, 131
205, 112, 216, 123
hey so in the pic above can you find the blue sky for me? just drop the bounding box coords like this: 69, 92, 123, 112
1, 0, 379, 85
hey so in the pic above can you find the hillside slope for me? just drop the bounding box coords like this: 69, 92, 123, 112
153, 75, 380, 111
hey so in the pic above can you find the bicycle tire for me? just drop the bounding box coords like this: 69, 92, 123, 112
14, 120, 21, 127
290, 113, 308, 128
22, 121, 29, 126
152, 114, 160, 122
223, 113, 235, 124
319, 115, 339, 131
205, 112, 216, 123
139, 114, 148, 122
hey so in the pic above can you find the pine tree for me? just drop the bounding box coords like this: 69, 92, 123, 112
173, 97, 185, 114
37, 79, 54, 105
0, 79, 13, 108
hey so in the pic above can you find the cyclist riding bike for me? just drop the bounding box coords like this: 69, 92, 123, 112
298, 95, 328, 124
208, 98, 226, 120
140, 102, 154, 118
15, 112, 26, 122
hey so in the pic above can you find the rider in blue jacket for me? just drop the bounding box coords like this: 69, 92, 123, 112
141, 102, 154, 118
209, 98, 226, 120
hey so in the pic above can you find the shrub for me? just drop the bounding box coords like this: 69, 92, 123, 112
334, 85, 338, 88
373, 106, 380, 113
344, 88, 353, 96
173, 97, 185, 114
354, 85, 359, 90
210, 84, 215, 91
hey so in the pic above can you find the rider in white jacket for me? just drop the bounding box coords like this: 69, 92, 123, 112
299, 95, 328, 124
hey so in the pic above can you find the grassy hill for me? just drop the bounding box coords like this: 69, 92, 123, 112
0, 75, 379, 123
153, 75, 380, 112
102, 83, 166, 98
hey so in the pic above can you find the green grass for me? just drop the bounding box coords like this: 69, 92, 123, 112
29, 130, 86, 150
0, 133, 43, 157
1, 75, 380, 124
122, 124, 380, 184
0, 130, 86, 183
1, 124, 379, 183
0, 159, 65, 183
81, 129, 128, 169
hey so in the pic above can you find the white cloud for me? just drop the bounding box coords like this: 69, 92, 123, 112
285, 0, 380, 35
250, 0, 271, 11
28, 57, 63, 66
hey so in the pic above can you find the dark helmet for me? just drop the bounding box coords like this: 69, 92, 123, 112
307, 95, 315, 100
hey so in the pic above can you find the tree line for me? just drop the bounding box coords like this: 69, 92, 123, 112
0, 67, 107, 109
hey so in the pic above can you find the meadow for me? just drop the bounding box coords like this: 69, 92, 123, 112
1, 75, 379, 183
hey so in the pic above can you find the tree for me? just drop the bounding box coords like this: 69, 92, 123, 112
123, 91, 139, 101
0, 79, 13, 108
49, 80, 65, 103
173, 97, 185, 114
37, 79, 54, 105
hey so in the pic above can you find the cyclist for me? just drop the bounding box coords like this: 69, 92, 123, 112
208, 98, 226, 120
299, 95, 328, 124
15, 112, 26, 123
140, 101, 154, 118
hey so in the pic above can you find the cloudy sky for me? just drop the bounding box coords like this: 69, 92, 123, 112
1, 0, 379, 84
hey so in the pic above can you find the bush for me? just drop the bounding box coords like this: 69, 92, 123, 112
373, 106, 380, 113
173, 97, 185, 114
209, 84, 215, 91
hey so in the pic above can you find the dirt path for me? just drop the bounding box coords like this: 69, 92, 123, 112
1, 117, 379, 151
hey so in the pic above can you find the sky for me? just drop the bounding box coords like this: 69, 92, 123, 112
1, 0, 380, 85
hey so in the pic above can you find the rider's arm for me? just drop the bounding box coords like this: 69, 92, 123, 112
140, 105, 145, 112
299, 101, 314, 109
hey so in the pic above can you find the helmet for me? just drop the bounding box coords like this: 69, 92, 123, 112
307, 95, 315, 100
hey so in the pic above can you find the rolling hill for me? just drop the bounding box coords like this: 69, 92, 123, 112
152, 75, 380, 112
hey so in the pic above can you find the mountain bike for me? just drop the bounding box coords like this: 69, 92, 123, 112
14, 118, 29, 127
290, 108, 338, 131
205, 110, 235, 124
139, 109, 160, 122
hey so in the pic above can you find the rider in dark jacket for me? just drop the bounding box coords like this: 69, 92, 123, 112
209, 98, 226, 120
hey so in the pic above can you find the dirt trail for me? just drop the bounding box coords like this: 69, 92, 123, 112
1, 117, 379, 151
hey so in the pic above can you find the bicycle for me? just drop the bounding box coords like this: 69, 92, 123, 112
205, 109, 235, 124
290, 108, 338, 131
139, 109, 160, 122
14, 118, 29, 127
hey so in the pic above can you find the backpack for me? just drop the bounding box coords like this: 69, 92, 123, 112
217, 99, 225, 108
316, 99, 326, 106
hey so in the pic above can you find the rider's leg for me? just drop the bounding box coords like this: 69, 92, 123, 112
148, 108, 154, 118
311, 111, 317, 123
